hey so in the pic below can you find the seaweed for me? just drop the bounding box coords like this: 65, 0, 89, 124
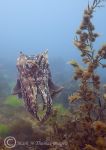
68, 0, 106, 149
0, 124, 10, 138
4, 95, 23, 107
69, 0, 106, 120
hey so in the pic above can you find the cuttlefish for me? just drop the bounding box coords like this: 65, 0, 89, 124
13, 51, 63, 122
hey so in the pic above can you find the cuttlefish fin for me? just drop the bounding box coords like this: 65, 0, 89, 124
12, 79, 22, 98
48, 79, 64, 98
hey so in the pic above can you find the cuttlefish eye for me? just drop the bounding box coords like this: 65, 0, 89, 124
25, 62, 33, 69
26, 59, 37, 69
25, 64, 30, 68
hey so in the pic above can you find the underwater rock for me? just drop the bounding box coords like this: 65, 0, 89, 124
13, 51, 63, 122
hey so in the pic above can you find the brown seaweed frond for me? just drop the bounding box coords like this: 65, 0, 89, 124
69, 0, 106, 119
68, 92, 81, 102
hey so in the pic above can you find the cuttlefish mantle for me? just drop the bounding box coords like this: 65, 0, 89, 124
13, 51, 64, 122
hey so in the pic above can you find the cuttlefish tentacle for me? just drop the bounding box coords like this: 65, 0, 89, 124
20, 77, 35, 116
16, 54, 40, 120
19, 70, 40, 120
38, 85, 48, 110
41, 92, 53, 122
34, 53, 49, 110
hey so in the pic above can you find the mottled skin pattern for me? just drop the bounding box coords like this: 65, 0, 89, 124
13, 51, 61, 122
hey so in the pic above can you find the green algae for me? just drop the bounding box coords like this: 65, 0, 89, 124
0, 124, 10, 137
4, 95, 23, 107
